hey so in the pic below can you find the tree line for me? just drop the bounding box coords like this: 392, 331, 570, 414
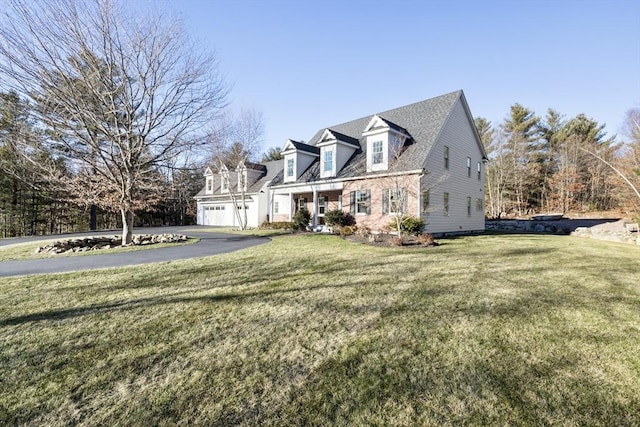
477, 105, 640, 219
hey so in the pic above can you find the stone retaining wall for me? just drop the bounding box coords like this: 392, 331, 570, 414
486, 218, 640, 246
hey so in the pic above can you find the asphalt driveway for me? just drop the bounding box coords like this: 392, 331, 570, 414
0, 226, 269, 278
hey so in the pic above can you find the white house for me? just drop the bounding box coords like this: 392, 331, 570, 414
195, 90, 487, 234
194, 160, 283, 228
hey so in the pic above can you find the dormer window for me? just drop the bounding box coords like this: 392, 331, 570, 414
221, 173, 229, 193
236, 162, 248, 192
219, 165, 230, 193
372, 141, 384, 165
363, 115, 410, 173
206, 177, 212, 193
323, 150, 333, 173
286, 159, 294, 178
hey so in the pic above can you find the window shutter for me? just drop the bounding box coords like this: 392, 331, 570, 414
382, 189, 389, 214
349, 191, 355, 215
365, 190, 371, 215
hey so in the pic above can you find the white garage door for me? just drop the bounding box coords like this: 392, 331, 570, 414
203, 205, 232, 226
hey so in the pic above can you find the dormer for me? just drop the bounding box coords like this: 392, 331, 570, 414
219, 164, 230, 194
362, 115, 411, 172
281, 139, 320, 183
204, 167, 214, 195
235, 161, 247, 192
316, 129, 360, 178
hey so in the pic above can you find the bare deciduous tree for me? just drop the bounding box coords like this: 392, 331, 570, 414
0, 0, 228, 243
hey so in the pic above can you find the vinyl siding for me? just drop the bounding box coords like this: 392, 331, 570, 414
422, 98, 485, 234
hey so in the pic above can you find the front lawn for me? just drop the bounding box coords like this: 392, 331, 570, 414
0, 234, 638, 425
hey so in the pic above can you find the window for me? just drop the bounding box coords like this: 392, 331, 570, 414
206, 178, 212, 192
324, 150, 333, 172
477, 162, 481, 180
444, 146, 449, 169
372, 140, 384, 165
356, 191, 369, 214
467, 196, 472, 216
467, 157, 471, 177
443, 192, 449, 216
287, 159, 294, 178
422, 190, 430, 214
338, 194, 343, 210
298, 197, 306, 211
350, 190, 370, 215
383, 188, 406, 214
476, 198, 483, 212
318, 196, 328, 215
221, 173, 229, 192
274, 201, 279, 214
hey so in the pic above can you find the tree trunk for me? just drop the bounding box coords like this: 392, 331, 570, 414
121, 209, 134, 245
90, 205, 97, 230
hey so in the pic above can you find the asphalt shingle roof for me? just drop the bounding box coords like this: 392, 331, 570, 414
270, 90, 463, 186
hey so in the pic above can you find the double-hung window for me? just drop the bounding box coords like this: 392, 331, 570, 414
467, 157, 471, 177
383, 188, 406, 214
467, 196, 472, 216
323, 150, 333, 173
372, 140, 384, 165
421, 190, 430, 214
356, 191, 368, 214
477, 162, 482, 180
287, 159, 294, 178
349, 190, 370, 215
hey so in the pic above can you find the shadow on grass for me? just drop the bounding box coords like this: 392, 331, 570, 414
0, 280, 370, 327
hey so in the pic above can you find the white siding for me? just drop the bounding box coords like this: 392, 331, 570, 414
422, 98, 485, 234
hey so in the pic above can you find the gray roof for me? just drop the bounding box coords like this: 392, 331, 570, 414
321, 129, 360, 147
195, 159, 284, 200
270, 90, 464, 186
289, 140, 320, 155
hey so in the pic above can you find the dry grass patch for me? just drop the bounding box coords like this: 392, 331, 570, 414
0, 234, 639, 425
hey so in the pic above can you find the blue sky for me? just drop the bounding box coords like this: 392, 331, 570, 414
174, 0, 640, 152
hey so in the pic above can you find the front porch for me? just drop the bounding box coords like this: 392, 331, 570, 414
271, 182, 344, 229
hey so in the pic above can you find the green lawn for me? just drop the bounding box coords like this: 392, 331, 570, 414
1, 234, 639, 425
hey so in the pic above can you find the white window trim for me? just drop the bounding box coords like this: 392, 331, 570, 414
386, 188, 405, 215
356, 190, 368, 215
286, 159, 295, 178
372, 140, 384, 165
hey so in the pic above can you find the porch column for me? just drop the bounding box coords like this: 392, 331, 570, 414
288, 192, 293, 221
312, 187, 318, 229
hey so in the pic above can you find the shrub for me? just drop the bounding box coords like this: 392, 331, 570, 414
337, 225, 357, 237
389, 236, 404, 246
292, 207, 311, 231
324, 209, 355, 227
415, 233, 436, 246
388, 215, 425, 235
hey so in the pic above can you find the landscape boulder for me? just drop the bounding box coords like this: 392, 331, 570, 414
36, 233, 188, 254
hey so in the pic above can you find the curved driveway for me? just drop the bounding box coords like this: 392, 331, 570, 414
0, 226, 269, 278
